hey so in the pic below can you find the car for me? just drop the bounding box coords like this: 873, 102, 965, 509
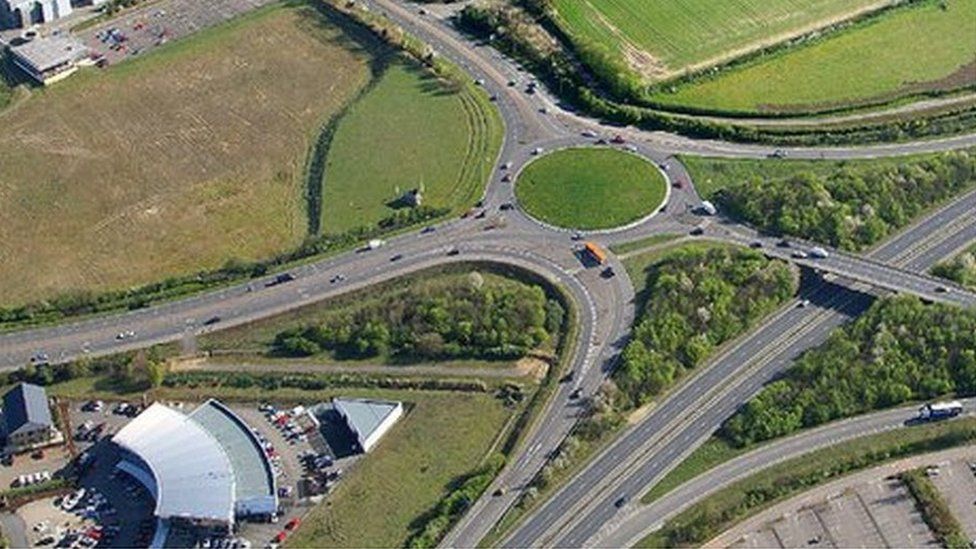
777, 239, 792, 248
501, 174, 512, 183
601, 267, 616, 278
809, 247, 829, 259
571, 231, 584, 241
569, 388, 582, 399
447, 248, 460, 256
421, 225, 437, 234
610, 135, 625, 144
935, 285, 949, 293
475, 210, 487, 219
798, 299, 811, 308
507, 80, 517, 87
502, 161, 513, 170
671, 180, 683, 189
30, 353, 50, 365
474, 78, 485, 86
531, 147, 544, 155
581, 130, 597, 138
614, 495, 629, 508
285, 518, 301, 531
689, 226, 704, 236
500, 203, 514, 211
389, 254, 403, 262
624, 144, 638, 153
768, 149, 788, 159
203, 316, 221, 326
492, 487, 507, 496
539, 107, 549, 114
489, 94, 498, 102
330, 274, 346, 284
659, 163, 669, 171
792, 251, 809, 259
749, 241, 763, 249
595, 138, 608, 145
115, 330, 135, 340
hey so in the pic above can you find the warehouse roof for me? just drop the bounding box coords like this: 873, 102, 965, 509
2, 383, 53, 437
113, 403, 235, 523
9, 34, 86, 72
333, 398, 400, 444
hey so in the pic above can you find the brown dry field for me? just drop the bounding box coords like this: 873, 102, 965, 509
0, 6, 372, 306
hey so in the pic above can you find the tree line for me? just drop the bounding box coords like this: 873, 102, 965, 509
614, 246, 797, 408
715, 150, 976, 251
273, 275, 563, 361
932, 244, 976, 290
722, 296, 976, 446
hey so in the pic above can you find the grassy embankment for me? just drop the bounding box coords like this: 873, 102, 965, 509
515, 148, 667, 230
651, 0, 976, 114
901, 468, 971, 548
637, 418, 976, 548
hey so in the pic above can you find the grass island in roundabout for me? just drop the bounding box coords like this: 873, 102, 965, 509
515, 147, 667, 230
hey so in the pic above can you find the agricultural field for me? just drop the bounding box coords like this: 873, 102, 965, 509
320, 61, 502, 234
550, 0, 889, 80
0, 5, 374, 306
651, 0, 976, 114
515, 148, 666, 230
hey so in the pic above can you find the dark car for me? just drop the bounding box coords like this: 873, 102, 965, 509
267, 272, 295, 286
690, 226, 704, 236
390, 254, 403, 262
777, 239, 792, 248
421, 225, 437, 234
203, 316, 221, 326
601, 266, 616, 278
447, 248, 460, 256
614, 495, 629, 508
500, 203, 515, 211
749, 241, 763, 249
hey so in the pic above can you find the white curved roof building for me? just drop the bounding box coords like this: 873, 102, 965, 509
112, 400, 276, 526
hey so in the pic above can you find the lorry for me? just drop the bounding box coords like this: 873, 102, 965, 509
918, 401, 963, 421
367, 239, 385, 251
583, 242, 608, 265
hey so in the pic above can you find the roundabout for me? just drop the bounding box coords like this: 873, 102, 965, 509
514, 147, 668, 231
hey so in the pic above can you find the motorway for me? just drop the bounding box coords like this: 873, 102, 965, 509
601, 399, 976, 548
2, 2, 976, 549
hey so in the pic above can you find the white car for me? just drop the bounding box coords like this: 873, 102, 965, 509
809, 247, 829, 259
531, 147, 544, 155
581, 130, 598, 138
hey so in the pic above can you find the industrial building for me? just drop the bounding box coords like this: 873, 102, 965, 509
1, 0, 72, 28
1, 382, 62, 453
333, 398, 403, 453
111, 399, 277, 536
7, 33, 88, 84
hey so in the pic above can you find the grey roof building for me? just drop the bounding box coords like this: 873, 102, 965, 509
2, 382, 58, 450
8, 33, 88, 84
333, 398, 403, 453
1, 0, 72, 29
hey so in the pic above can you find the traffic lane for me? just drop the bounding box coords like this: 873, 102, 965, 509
904, 217, 976, 273
606, 400, 976, 548
502, 277, 857, 547
0, 227, 577, 368
561, 290, 875, 548
442, 247, 634, 547
870, 188, 976, 263
718, 225, 976, 307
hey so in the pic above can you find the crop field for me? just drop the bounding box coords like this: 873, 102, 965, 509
651, 0, 976, 113
551, 0, 888, 80
515, 148, 666, 230
0, 5, 379, 306
319, 60, 502, 234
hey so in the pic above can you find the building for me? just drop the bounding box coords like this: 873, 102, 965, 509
1, 382, 62, 452
1, 0, 72, 29
7, 33, 88, 84
333, 398, 403, 453
111, 400, 277, 533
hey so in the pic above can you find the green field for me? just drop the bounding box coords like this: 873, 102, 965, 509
651, 0, 976, 113
320, 61, 502, 233
551, 0, 887, 79
515, 148, 666, 230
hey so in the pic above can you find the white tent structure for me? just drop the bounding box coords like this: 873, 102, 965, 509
112, 400, 276, 528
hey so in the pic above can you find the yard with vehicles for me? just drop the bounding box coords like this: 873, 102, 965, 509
682, 149, 976, 251
318, 60, 502, 234
549, 0, 889, 81
649, 0, 976, 114
514, 147, 667, 230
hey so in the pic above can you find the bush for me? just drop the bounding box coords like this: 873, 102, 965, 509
615, 247, 796, 408
722, 296, 976, 446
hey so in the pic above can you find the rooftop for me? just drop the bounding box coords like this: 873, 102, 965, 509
2, 382, 52, 437
333, 398, 401, 443
9, 34, 87, 71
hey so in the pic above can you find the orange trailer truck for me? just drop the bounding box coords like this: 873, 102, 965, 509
584, 242, 607, 265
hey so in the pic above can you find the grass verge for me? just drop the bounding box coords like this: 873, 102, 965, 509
640, 438, 742, 504
609, 234, 682, 256
901, 468, 970, 548
516, 148, 666, 230
637, 418, 976, 547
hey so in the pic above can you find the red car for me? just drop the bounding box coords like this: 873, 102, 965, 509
285, 518, 301, 531
274, 531, 287, 543
610, 135, 626, 144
